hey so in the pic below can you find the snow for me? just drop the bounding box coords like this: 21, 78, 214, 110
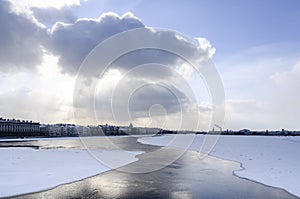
0, 147, 143, 197
138, 134, 300, 197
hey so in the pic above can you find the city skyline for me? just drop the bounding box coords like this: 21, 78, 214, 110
1, 116, 300, 133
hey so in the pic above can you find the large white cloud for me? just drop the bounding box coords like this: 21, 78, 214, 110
0, 2, 216, 129
0, 1, 47, 71
47, 12, 145, 74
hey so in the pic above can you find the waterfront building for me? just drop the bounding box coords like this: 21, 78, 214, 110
76, 125, 91, 136
45, 124, 79, 137
0, 117, 40, 137
119, 123, 161, 135
100, 124, 120, 136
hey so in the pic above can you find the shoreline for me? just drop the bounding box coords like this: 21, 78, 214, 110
138, 134, 300, 198
0, 147, 143, 198
208, 152, 300, 199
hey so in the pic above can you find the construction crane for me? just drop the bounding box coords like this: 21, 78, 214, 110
214, 124, 222, 133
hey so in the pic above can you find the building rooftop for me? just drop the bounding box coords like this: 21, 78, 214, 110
0, 117, 39, 124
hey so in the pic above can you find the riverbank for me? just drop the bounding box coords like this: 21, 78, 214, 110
138, 134, 300, 197
0, 147, 143, 198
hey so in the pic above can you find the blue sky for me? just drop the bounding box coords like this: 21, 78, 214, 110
77, 0, 300, 55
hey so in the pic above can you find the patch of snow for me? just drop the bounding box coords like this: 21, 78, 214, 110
0, 148, 143, 197
138, 135, 300, 197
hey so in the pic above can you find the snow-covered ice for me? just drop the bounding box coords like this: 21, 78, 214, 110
0, 147, 143, 197
2, 135, 299, 197
138, 134, 300, 197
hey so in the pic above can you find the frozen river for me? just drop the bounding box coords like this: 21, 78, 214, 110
0, 136, 298, 199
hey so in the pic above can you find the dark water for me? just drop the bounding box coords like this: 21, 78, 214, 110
0, 137, 298, 199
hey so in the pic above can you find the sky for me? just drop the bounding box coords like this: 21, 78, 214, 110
0, 0, 300, 131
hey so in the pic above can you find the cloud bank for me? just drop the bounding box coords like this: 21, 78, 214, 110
3, 0, 298, 131
0, 1, 46, 71
0, 0, 215, 129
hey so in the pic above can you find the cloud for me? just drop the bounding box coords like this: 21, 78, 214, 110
0, 4, 216, 129
0, 87, 67, 123
267, 62, 300, 128
7, 0, 80, 13
220, 44, 300, 130
270, 61, 300, 87
31, 7, 77, 27
195, 37, 216, 59
0, 1, 47, 71
0, 4, 214, 78
225, 99, 266, 130
0, 52, 75, 124
54, 12, 216, 128
46, 12, 215, 77
114, 82, 191, 120
47, 12, 145, 74
72, 64, 208, 129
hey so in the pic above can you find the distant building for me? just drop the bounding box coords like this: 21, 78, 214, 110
47, 124, 62, 137
100, 124, 120, 136
158, 129, 176, 134
76, 125, 91, 136
40, 125, 49, 136
0, 117, 40, 137
119, 123, 161, 135
238, 129, 252, 135
89, 126, 104, 136
44, 124, 79, 137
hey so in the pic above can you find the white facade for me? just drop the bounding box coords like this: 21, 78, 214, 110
0, 118, 40, 136
46, 124, 88, 137
120, 125, 161, 135
76, 126, 91, 136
